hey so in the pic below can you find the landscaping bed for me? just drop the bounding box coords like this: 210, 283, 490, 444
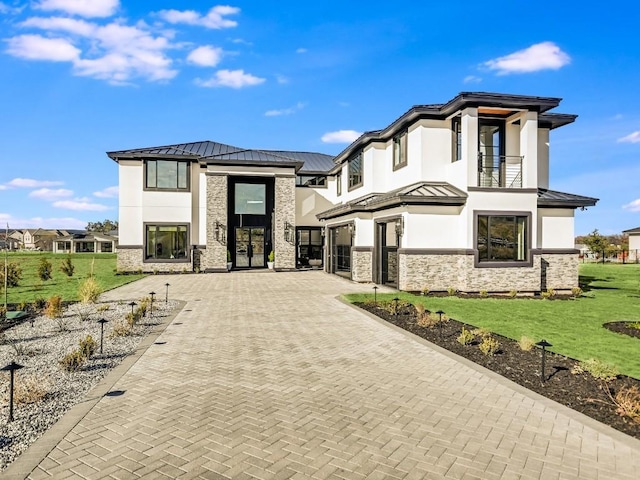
0, 298, 178, 471
604, 321, 640, 339
356, 300, 640, 440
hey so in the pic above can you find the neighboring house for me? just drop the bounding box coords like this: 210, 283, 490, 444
53, 232, 118, 254
22, 228, 64, 251
109, 92, 597, 293
623, 227, 640, 262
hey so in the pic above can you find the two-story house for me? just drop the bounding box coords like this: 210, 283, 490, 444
109, 92, 597, 293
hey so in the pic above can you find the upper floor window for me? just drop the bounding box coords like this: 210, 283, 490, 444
451, 117, 461, 162
296, 175, 327, 187
392, 132, 408, 170
145, 160, 189, 190
336, 169, 342, 196
348, 152, 363, 190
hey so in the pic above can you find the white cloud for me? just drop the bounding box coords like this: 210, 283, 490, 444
265, 102, 305, 117
158, 5, 240, 29
196, 69, 265, 88
623, 199, 640, 212
296, 48, 307, 54
275, 74, 289, 84
463, 75, 482, 84
6, 34, 80, 61
35, 0, 119, 18
187, 45, 223, 67
483, 41, 570, 75
6, 178, 64, 188
21, 16, 96, 36
29, 188, 74, 200
321, 130, 362, 144
93, 186, 119, 198
53, 199, 110, 211
618, 131, 640, 143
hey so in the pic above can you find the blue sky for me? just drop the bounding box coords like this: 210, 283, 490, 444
0, 0, 638, 235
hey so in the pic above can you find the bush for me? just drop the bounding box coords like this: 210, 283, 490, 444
268, 250, 275, 262
111, 318, 132, 337
611, 385, 640, 424
60, 256, 75, 277
96, 304, 110, 313
45, 295, 63, 319
420, 286, 429, 296
479, 336, 500, 356
79, 335, 97, 358
571, 286, 583, 298
12, 373, 50, 404
0, 262, 23, 288
518, 336, 535, 351
78, 277, 102, 303
479, 290, 488, 298
447, 287, 457, 297
32, 297, 47, 311
472, 327, 491, 338
457, 327, 474, 346
573, 358, 619, 382
59, 350, 85, 372
37, 257, 53, 281
508, 289, 518, 298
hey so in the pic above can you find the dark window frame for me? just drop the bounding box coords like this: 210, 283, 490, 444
452, 116, 462, 162
392, 131, 408, 171
295, 175, 328, 188
336, 169, 342, 196
348, 151, 363, 191
144, 223, 190, 263
144, 159, 191, 192
474, 211, 532, 268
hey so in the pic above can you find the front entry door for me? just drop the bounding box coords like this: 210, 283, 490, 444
235, 227, 265, 268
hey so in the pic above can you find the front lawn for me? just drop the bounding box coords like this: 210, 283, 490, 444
344, 263, 640, 379
2, 252, 145, 304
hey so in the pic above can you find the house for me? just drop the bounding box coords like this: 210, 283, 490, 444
52, 232, 118, 254
623, 227, 640, 263
109, 92, 597, 293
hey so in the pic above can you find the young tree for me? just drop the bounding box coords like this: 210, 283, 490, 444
583, 229, 609, 264
60, 255, 75, 277
38, 257, 53, 281
0, 262, 22, 288
86, 220, 118, 234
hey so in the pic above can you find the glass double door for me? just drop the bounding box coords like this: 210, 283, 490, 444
235, 227, 265, 268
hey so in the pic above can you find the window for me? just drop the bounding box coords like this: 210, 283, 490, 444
145, 160, 189, 190
451, 117, 461, 162
393, 132, 407, 170
477, 214, 528, 264
101, 242, 113, 253
295, 175, 327, 187
348, 152, 363, 190
57, 241, 71, 251
75, 242, 95, 253
145, 225, 188, 261
336, 169, 342, 196
234, 183, 266, 215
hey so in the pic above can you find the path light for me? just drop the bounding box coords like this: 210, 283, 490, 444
149, 292, 156, 317
393, 297, 400, 316
165, 283, 170, 303
536, 340, 553, 383
97, 318, 108, 354
128, 301, 136, 316
373, 286, 378, 305
1, 361, 24, 422
436, 310, 445, 340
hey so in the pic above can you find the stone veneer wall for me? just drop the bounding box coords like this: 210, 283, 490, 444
202, 174, 228, 272
351, 249, 373, 282
116, 247, 193, 273
397, 252, 578, 293
274, 176, 296, 270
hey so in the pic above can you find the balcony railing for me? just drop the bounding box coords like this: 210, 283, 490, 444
477, 153, 523, 188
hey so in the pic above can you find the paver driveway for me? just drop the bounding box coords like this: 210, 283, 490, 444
9, 271, 640, 479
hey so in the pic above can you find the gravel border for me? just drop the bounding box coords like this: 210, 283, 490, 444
0, 298, 180, 471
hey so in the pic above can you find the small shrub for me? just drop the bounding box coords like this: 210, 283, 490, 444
611, 385, 640, 424
78, 277, 102, 303
1, 334, 29, 356
18, 300, 29, 312
420, 286, 429, 296
153, 268, 159, 275
60, 256, 75, 277
479, 290, 488, 298
78, 335, 97, 358
126, 312, 136, 327
37, 257, 53, 281
59, 350, 86, 372
32, 297, 47, 312
517, 336, 535, 351
74, 303, 93, 321
571, 286, 583, 299
479, 336, 500, 356
0, 262, 23, 288
457, 327, 474, 346
447, 287, 457, 297
576, 358, 619, 382
96, 304, 110, 313
195, 266, 201, 274
111, 318, 133, 337
268, 250, 275, 262
13, 373, 50, 404
540, 291, 552, 300
472, 327, 491, 338
45, 295, 64, 319
508, 289, 518, 298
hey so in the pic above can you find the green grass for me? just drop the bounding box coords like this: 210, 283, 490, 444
2, 252, 146, 304
345, 263, 640, 379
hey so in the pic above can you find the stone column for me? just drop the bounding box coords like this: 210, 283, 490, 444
274, 175, 296, 270
202, 173, 228, 272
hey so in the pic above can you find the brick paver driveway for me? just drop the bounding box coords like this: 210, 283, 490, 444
9, 271, 640, 479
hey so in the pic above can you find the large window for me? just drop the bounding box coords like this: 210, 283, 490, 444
348, 152, 363, 190
145, 225, 188, 261
234, 183, 266, 214
452, 117, 461, 162
296, 175, 327, 187
393, 132, 407, 170
336, 169, 342, 196
145, 160, 189, 190
477, 214, 528, 264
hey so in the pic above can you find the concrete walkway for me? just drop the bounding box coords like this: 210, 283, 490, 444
7, 271, 640, 479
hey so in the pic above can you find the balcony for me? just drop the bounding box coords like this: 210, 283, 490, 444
477, 153, 523, 188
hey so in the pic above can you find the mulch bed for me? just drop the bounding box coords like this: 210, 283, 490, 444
604, 321, 640, 339
355, 301, 640, 440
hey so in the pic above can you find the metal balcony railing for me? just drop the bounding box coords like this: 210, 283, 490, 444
477, 153, 523, 188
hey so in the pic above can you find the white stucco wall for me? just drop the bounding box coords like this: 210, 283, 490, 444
198, 171, 207, 245
537, 209, 575, 249
118, 161, 143, 245
296, 188, 337, 226
403, 208, 463, 249
538, 129, 550, 189
629, 233, 640, 251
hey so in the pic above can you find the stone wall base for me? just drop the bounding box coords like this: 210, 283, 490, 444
352, 250, 373, 282
117, 248, 193, 273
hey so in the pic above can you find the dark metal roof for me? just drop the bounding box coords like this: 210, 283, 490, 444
537, 188, 598, 208
317, 182, 468, 220
260, 150, 334, 173
623, 227, 640, 234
